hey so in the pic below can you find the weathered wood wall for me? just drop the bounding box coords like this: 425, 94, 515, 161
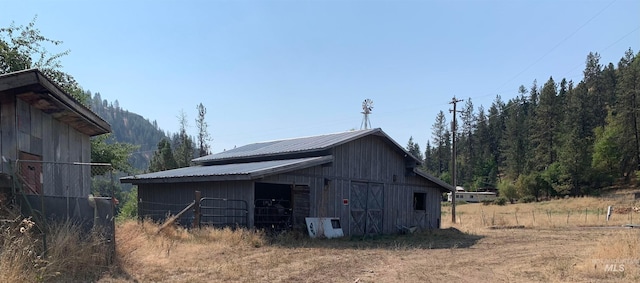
0, 97, 92, 197
136, 134, 445, 235
138, 181, 254, 226
261, 134, 443, 235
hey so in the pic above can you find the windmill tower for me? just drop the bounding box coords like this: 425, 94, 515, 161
360, 99, 374, 130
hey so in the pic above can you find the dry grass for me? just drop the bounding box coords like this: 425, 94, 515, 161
572, 230, 640, 282
445, 195, 639, 234
6, 194, 638, 282
444, 195, 640, 282
104, 220, 482, 282
0, 215, 112, 282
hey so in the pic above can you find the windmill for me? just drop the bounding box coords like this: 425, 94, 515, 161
360, 99, 374, 130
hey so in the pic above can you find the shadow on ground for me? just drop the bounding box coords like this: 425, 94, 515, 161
267, 227, 484, 250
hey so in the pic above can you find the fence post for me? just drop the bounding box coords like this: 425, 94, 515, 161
194, 191, 201, 228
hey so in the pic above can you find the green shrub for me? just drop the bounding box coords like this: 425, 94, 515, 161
494, 196, 508, 206
520, 195, 536, 203
117, 187, 138, 221
481, 199, 493, 206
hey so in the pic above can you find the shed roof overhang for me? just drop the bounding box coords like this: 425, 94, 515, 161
414, 168, 454, 192
121, 156, 333, 185
0, 69, 111, 136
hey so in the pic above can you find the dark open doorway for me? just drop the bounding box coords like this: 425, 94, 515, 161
254, 182, 293, 230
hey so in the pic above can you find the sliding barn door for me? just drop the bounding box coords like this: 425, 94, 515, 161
350, 182, 384, 236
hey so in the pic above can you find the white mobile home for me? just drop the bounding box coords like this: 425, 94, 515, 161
447, 191, 497, 203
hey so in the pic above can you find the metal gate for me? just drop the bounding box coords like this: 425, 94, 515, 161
254, 199, 292, 231
350, 182, 384, 236
199, 198, 248, 227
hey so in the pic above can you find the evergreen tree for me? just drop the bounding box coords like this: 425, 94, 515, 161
431, 111, 449, 175
487, 96, 505, 178
558, 81, 593, 194
406, 136, 423, 160
149, 138, 178, 172
459, 98, 475, 187
472, 106, 496, 188
173, 110, 196, 168
531, 77, 559, 171
195, 103, 212, 157
613, 49, 640, 178
501, 93, 528, 179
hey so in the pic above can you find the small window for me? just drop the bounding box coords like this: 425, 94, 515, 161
470, 195, 474, 198
413, 192, 426, 210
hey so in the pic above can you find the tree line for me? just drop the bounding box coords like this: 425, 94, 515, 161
408, 49, 640, 200
148, 103, 212, 172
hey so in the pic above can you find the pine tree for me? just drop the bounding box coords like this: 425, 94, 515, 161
406, 136, 423, 161
558, 81, 593, 194
149, 138, 178, 172
531, 77, 559, 171
173, 110, 196, 168
502, 94, 527, 179
613, 49, 640, 177
459, 98, 475, 187
431, 111, 448, 175
195, 103, 212, 157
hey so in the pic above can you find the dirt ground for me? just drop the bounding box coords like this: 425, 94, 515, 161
100, 221, 639, 283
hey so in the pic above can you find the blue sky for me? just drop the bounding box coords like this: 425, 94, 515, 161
2, 0, 639, 155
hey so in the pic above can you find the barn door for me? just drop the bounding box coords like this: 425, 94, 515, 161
291, 185, 310, 230
366, 183, 384, 235
18, 152, 42, 195
350, 182, 384, 236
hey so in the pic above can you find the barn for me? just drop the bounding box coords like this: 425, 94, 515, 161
121, 128, 453, 236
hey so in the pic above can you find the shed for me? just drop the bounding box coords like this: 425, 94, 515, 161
0, 69, 111, 198
122, 128, 452, 236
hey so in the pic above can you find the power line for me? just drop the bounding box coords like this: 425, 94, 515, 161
472, 0, 619, 102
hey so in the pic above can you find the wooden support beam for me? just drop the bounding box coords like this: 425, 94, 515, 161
156, 201, 195, 234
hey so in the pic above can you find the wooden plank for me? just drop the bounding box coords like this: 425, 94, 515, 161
292, 185, 310, 229
54, 120, 69, 196
81, 135, 91, 196
68, 129, 82, 197
16, 98, 30, 134
17, 131, 30, 152
156, 201, 195, 234
1, 96, 16, 172
30, 104, 42, 139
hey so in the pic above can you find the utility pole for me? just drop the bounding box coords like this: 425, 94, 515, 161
449, 96, 463, 223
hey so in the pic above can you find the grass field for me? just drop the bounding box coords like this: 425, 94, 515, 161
2, 193, 639, 282
96, 194, 640, 283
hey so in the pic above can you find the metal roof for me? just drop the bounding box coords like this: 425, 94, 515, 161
121, 156, 333, 184
414, 168, 454, 192
0, 69, 111, 136
192, 128, 419, 165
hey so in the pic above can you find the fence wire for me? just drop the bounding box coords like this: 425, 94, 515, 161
7, 160, 116, 263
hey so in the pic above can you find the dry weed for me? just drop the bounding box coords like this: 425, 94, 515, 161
0, 217, 112, 282
574, 229, 640, 282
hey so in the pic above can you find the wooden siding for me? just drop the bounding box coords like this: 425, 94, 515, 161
138, 181, 254, 226
1, 97, 92, 197
260, 134, 444, 235
135, 134, 446, 235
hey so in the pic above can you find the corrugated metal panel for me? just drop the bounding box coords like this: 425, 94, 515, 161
192, 128, 380, 164
122, 156, 333, 183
